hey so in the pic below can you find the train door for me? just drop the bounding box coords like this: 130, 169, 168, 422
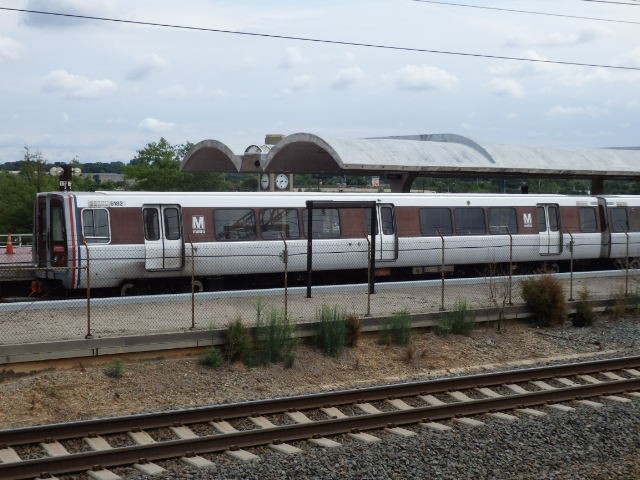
34, 193, 68, 269
142, 204, 184, 271
537, 204, 561, 255
597, 197, 611, 258
369, 204, 398, 261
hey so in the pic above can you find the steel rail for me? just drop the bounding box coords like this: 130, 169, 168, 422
1, 377, 638, 480
1, 355, 638, 447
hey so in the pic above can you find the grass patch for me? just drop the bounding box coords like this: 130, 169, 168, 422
315, 305, 347, 357
104, 359, 125, 379
437, 299, 475, 336
199, 347, 224, 368
378, 309, 412, 346
572, 287, 596, 327
247, 307, 298, 367
225, 317, 252, 363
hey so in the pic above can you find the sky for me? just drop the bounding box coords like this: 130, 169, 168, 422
0, 0, 639, 165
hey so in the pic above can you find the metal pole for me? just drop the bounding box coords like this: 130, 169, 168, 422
190, 237, 196, 330
507, 227, 513, 305
568, 232, 574, 301
84, 241, 92, 339
439, 229, 445, 311
281, 233, 288, 319
365, 233, 372, 317
625, 230, 630, 297
306, 201, 314, 299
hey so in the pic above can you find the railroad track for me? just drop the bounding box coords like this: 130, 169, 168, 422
1, 356, 639, 480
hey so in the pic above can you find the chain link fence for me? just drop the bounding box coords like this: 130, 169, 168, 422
1, 233, 639, 345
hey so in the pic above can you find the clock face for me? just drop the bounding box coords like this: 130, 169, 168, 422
275, 173, 289, 190
260, 174, 270, 190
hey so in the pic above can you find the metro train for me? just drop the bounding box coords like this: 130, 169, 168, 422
32, 190, 640, 295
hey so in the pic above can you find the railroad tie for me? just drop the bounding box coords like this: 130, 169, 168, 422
448, 391, 474, 402
0, 447, 21, 463
475, 387, 502, 398
84, 436, 113, 451
249, 416, 302, 455
530, 381, 576, 412
40, 440, 69, 457
577, 374, 602, 384
210, 421, 259, 462
320, 407, 348, 419
126, 431, 166, 475
625, 369, 640, 377
169, 426, 215, 468
419, 394, 446, 406
87, 469, 122, 480
601, 371, 625, 381
285, 411, 341, 448
556, 378, 579, 387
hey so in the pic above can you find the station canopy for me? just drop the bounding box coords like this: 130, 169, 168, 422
181, 132, 640, 193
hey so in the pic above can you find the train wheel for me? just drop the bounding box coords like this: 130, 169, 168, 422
120, 282, 135, 296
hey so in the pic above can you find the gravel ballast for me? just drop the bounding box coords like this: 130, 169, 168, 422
128, 401, 640, 480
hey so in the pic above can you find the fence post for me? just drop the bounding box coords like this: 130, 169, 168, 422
625, 230, 630, 297
568, 232, 574, 301
280, 233, 289, 320
190, 237, 196, 330
438, 229, 445, 311
84, 241, 92, 339
507, 227, 513, 306
365, 234, 372, 317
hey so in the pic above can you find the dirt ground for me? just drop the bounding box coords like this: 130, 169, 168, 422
0, 318, 629, 429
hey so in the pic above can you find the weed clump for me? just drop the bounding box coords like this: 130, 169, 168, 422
572, 287, 596, 327
199, 347, 224, 368
345, 314, 362, 347
437, 299, 475, 336
521, 275, 567, 327
105, 359, 125, 379
378, 309, 412, 346
246, 307, 298, 367
225, 317, 252, 363
315, 305, 347, 357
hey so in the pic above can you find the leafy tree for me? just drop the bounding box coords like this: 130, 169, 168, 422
123, 137, 225, 191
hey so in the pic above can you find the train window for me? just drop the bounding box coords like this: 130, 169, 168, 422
629, 208, 640, 231
548, 206, 559, 232
51, 204, 66, 242
260, 209, 300, 240
82, 209, 110, 244
578, 207, 597, 233
364, 208, 394, 235
164, 208, 181, 240
610, 207, 628, 233
537, 207, 546, 232
303, 208, 341, 238
454, 208, 486, 235
143, 208, 160, 241
419, 208, 452, 235
488, 208, 518, 234
214, 209, 257, 241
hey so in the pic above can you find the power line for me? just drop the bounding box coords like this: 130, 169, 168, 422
411, 0, 640, 25
579, 0, 640, 5
2, 6, 640, 71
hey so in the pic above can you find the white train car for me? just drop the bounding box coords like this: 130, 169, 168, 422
32, 191, 640, 293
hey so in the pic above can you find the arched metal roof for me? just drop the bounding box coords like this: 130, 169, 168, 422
263, 132, 640, 177
181, 139, 242, 173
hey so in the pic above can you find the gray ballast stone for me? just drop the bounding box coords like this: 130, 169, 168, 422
127, 398, 640, 480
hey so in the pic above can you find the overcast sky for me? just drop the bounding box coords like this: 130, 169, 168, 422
0, 0, 639, 164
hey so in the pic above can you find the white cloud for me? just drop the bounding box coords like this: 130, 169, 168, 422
628, 99, 640, 109
138, 117, 176, 133
62, 112, 70, 122
157, 84, 188, 99
546, 104, 608, 117
280, 47, 311, 69
487, 50, 555, 77
0, 35, 22, 61
331, 67, 365, 90
290, 74, 314, 92
42, 70, 117, 99
386, 65, 458, 91
615, 46, 640, 68
126, 53, 167, 81
489, 78, 525, 98
505, 24, 608, 48
23, 0, 118, 28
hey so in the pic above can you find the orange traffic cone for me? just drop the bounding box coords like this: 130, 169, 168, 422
5, 233, 15, 254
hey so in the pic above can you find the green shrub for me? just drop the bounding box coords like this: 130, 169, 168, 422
572, 287, 596, 327
345, 314, 362, 347
378, 309, 412, 346
225, 317, 252, 362
315, 305, 347, 357
437, 299, 475, 336
248, 308, 298, 367
105, 359, 124, 379
199, 347, 224, 368
521, 275, 567, 327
